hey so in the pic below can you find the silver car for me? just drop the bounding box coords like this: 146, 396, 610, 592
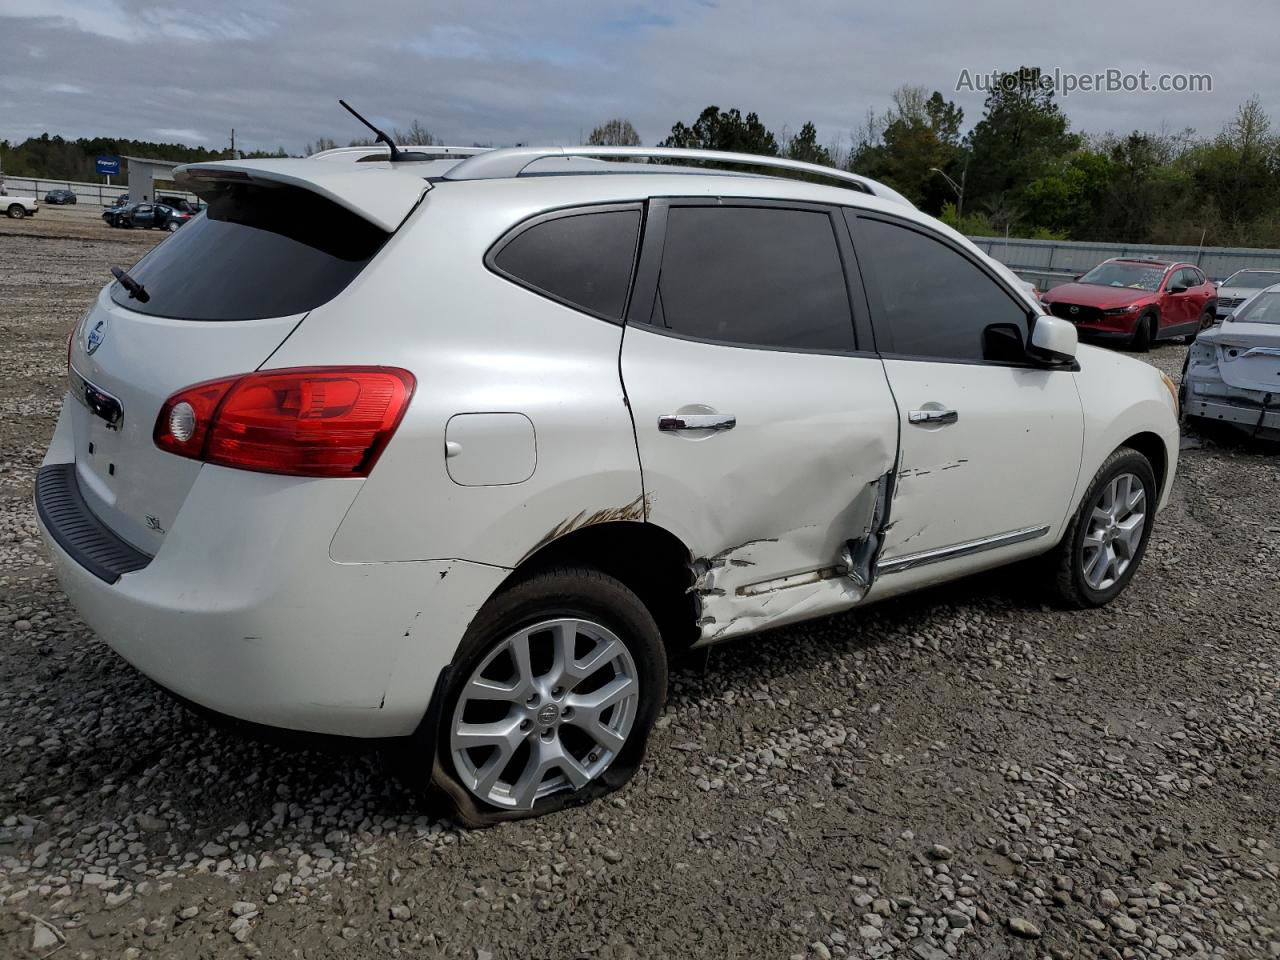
1182, 282, 1280, 440
1214, 268, 1280, 319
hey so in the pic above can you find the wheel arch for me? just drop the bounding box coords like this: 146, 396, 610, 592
504, 520, 698, 654
1120, 430, 1169, 501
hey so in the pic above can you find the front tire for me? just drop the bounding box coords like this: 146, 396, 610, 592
430, 567, 667, 826
1049, 448, 1157, 608
1130, 313, 1154, 352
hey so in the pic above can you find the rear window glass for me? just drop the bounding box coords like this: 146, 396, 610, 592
111, 183, 389, 321
490, 207, 640, 320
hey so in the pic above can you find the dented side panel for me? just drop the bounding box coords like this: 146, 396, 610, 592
619, 324, 901, 645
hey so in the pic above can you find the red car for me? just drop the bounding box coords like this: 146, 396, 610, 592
1039, 258, 1217, 351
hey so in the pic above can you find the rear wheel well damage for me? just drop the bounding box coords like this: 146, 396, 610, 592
509, 521, 698, 653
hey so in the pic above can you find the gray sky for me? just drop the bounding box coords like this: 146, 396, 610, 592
0, 0, 1271, 155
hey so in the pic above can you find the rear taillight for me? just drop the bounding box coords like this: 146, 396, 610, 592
154, 367, 415, 477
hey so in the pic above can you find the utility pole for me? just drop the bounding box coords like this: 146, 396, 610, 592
230, 128, 237, 159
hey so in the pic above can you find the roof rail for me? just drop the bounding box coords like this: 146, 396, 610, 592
441, 145, 912, 205
308, 145, 492, 161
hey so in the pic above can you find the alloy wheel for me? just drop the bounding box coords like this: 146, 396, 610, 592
1081, 472, 1146, 591
449, 618, 639, 810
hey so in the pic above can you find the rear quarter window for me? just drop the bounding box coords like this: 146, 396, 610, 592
111, 183, 389, 321
488, 205, 641, 321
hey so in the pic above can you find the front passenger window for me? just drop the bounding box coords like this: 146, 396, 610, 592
851, 215, 1031, 362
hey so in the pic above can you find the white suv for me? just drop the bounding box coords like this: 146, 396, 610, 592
37, 145, 1180, 824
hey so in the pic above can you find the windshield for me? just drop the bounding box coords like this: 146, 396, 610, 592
1077, 262, 1166, 291
1221, 270, 1280, 289
1230, 291, 1280, 325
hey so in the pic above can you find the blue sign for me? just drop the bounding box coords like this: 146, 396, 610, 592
95, 156, 120, 176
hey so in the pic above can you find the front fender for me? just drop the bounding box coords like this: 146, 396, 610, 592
1070, 344, 1180, 515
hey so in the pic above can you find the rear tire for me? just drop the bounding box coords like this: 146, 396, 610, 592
166, 220, 179, 233
1049, 447, 1157, 608
427, 566, 667, 827
6, 204, 25, 220
1183, 306, 1214, 344
1130, 314, 1154, 352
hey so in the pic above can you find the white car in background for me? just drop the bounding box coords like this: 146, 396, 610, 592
2, 191, 39, 219
1214, 268, 1280, 319
36, 144, 1179, 824
1182, 282, 1280, 440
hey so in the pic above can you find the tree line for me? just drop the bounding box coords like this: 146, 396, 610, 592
4, 67, 1275, 247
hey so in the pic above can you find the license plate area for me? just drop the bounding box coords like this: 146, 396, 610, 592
68, 367, 129, 505
70, 366, 124, 430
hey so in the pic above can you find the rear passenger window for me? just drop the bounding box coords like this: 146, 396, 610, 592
852, 215, 1030, 362
652, 206, 855, 352
491, 207, 640, 320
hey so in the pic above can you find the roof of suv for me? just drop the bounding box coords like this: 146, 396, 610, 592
175, 144, 916, 232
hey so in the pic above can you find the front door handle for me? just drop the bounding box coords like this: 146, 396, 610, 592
908, 408, 958, 426
658, 413, 737, 432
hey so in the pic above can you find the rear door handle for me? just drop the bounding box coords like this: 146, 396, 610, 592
658, 413, 737, 432
908, 408, 958, 426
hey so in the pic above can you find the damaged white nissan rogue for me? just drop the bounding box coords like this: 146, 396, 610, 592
36, 143, 1180, 824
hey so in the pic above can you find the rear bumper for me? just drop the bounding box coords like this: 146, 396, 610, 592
1185, 397, 1280, 431
36, 430, 508, 738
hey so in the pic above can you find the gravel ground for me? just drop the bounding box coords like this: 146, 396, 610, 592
2, 219, 1278, 960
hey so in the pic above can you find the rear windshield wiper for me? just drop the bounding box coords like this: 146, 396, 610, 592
110, 266, 150, 303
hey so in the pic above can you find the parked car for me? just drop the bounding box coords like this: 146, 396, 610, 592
1213, 268, 1280, 319
1181, 282, 1280, 440
3, 194, 38, 219
113, 202, 192, 232
1039, 258, 1217, 350
44, 189, 78, 205
38, 146, 1180, 824
156, 194, 199, 213
102, 197, 132, 227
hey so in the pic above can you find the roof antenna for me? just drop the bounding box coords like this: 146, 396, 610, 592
338, 99, 401, 161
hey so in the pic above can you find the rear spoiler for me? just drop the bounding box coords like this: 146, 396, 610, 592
173, 159, 429, 232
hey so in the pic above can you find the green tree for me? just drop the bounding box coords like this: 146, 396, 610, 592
965, 66, 1079, 209
1189, 98, 1278, 232
587, 118, 641, 146
658, 106, 778, 157
849, 86, 965, 213
1020, 149, 1113, 237
783, 122, 831, 166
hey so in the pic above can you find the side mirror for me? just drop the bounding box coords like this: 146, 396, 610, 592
1213, 280, 1222, 287
1028, 315, 1077, 364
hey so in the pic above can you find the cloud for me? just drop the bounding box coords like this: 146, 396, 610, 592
0, 0, 1272, 156
48, 82, 87, 94
152, 128, 206, 141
